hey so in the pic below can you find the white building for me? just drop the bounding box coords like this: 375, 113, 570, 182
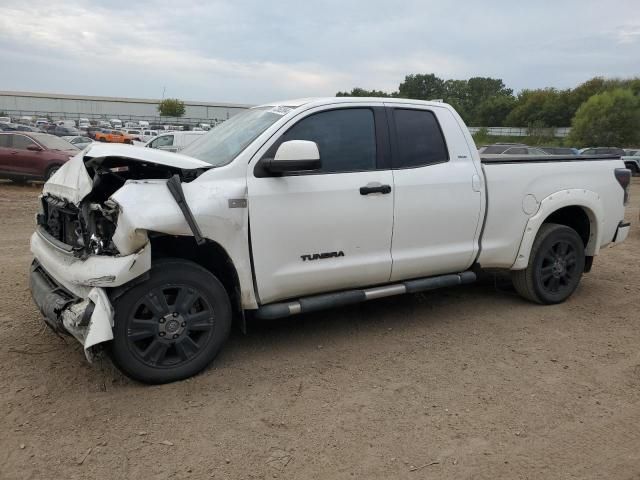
0, 90, 251, 125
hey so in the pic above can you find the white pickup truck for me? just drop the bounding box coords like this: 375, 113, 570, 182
30, 97, 632, 384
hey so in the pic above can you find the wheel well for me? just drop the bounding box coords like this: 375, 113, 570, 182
543, 206, 591, 247
149, 234, 241, 313
45, 163, 62, 178
624, 161, 639, 173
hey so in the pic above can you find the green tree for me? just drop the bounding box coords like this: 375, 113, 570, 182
442, 79, 470, 119
398, 74, 445, 100
505, 88, 572, 127
158, 98, 186, 117
335, 87, 395, 97
568, 88, 640, 147
474, 95, 516, 126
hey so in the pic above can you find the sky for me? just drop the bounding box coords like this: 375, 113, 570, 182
0, 0, 638, 104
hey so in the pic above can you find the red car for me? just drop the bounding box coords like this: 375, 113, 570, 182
0, 132, 78, 182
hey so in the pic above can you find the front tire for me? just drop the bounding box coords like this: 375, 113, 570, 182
511, 223, 585, 304
109, 258, 232, 384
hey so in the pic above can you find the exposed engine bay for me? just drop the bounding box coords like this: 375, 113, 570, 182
37, 155, 207, 258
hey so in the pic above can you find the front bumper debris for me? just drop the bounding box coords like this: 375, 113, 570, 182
30, 261, 115, 359
29, 228, 151, 358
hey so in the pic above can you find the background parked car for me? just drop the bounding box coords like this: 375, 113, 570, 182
0, 132, 77, 182
85, 126, 104, 139
144, 130, 207, 152
579, 147, 625, 156
478, 144, 549, 155
140, 129, 158, 142
0, 123, 20, 131
53, 125, 83, 137
539, 146, 580, 155
16, 124, 43, 133
0, 116, 11, 124
123, 129, 143, 141
622, 150, 640, 175
62, 135, 94, 149
477, 143, 527, 154
94, 129, 135, 144
56, 120, 77, 128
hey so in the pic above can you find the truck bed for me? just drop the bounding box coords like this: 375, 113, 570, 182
477, 155, 626, 269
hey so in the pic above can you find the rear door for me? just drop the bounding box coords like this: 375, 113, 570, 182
385, 104, 483, 281
247, 105, 394, 304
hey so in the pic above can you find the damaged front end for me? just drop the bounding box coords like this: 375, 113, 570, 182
30, 145, 210, 358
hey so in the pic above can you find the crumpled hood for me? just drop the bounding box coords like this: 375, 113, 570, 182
43, 143, 211, 204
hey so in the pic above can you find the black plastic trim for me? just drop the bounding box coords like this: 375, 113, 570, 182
166, 175, 205, 246
254, 271, 476, 320
481, 154, 621, 164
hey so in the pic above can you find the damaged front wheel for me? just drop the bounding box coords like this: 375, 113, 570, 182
109, 258, 232, 384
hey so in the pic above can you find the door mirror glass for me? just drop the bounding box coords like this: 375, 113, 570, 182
265, 140, 321, 173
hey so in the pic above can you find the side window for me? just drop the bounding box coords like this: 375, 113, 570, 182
277, 108, 377, 173
392, 109, 448, 168
0, 135, 10, 148
13, 135, 36, 150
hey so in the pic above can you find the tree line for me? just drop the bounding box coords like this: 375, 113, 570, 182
337, 75, 640, 146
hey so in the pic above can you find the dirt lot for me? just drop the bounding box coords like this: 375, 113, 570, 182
1, 180, 639, 480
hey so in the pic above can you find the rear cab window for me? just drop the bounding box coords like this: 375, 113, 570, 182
390, 108, 448, 168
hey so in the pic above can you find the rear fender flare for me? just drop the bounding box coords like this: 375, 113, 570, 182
511, 189, 603, 270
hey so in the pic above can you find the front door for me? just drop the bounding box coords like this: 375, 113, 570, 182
247, 106, 394, 304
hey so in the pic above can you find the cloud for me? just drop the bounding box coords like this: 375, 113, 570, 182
0, 0, 638, 103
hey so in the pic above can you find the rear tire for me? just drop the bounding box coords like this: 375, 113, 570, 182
511, 223, 585, 304
109, 258, 232, 384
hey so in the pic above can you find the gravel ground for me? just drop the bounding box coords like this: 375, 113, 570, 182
1, 179, 639, 480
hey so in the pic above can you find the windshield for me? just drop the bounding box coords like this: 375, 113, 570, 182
33, 134, 77, 150
181, 107, 290, 166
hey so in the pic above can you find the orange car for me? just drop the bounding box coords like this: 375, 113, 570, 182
94, 129, 136, 144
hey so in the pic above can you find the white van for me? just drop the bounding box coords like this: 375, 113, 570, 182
0, 117, 11, 124
138, 120, 150, 128
110, 118, 122, 128
144, 130, 206, 153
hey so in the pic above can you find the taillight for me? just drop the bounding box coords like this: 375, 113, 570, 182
614, 168, 631, 205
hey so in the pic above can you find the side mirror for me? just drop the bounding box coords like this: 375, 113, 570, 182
263, 140, 321, 173
27, 145, 43, 152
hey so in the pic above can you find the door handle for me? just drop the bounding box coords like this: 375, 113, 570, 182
360, 183, 392, 195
